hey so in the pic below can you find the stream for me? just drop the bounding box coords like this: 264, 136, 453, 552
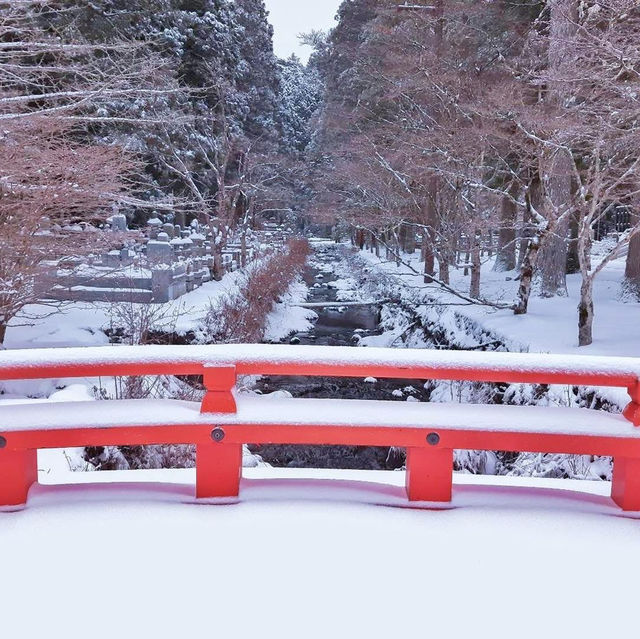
100, 243, 615, 479
250, 244, 430, 469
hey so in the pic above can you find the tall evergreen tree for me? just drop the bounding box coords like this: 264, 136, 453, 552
38, 0, 281, 222
233, 0, 280, 140
277, 55, 323, 155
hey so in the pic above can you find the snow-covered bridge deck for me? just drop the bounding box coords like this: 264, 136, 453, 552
1, 344, 640, 510
2, 466, 639, 639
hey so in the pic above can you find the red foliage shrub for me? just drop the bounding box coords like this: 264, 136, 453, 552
204, 238, 311, 343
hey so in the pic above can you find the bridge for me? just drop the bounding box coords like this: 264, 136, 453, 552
0, 344, 639, 511
295, 299, 387, 309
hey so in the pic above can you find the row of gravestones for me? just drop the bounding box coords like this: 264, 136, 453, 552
38, 215, 262, 304
40, 258, 211, 304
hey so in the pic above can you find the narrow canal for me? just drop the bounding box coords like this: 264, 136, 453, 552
250, 243, 429, 469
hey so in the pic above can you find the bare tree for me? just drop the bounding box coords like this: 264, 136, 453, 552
0, 2, 162, 344
625, 210, 640, 299
0, 117, 137, 344
310, 0, 640, 348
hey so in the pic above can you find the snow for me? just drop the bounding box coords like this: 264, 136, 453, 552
1, 465, 639, 638
0, 393, 636, 440
263, 277, 317, 342
328, 276, 361, 301
62, 264, 153, 278
2, 262, 280, 348
2, 343, 639, 383
60, 285, 152, 294
2, 244, 640, 637
359, 246, 640, 358
2, 303, 112, 350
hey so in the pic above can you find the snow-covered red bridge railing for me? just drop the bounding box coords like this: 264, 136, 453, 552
1, 344, 640, 511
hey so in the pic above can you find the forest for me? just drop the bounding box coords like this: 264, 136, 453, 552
307, 0, 640, 348
2, 0, 640, 350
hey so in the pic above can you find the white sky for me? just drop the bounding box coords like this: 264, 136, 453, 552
265, 0, 343, 62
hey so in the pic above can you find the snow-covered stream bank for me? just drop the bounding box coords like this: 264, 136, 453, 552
0, 241, 628, 481
256, 241, 622, 480
252, 242, 432, 469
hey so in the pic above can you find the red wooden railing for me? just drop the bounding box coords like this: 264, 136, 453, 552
1, 344, 639, 511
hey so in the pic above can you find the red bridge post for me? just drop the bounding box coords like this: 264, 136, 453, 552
623, 381, 640, 426
0, 446, 38, 509
197, 365, 241, 499
196, 436, 243, 500
612, 457, 640, 511
405, 443, 453, 503
200, 365, 237, 414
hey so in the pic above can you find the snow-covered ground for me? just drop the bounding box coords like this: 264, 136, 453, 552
2, 268, 245, 350
3, 264, 313, 351
339, 243, 638, 415
1, 466, 638, 638
264, 277, 317, 342
359, 244, 640, 358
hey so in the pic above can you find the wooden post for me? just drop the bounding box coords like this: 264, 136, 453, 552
405, 446, 453, 503
612, 457, 640, 511
196, 440, 242, 500
0, 447, 38, 509
200, 365, 237, 414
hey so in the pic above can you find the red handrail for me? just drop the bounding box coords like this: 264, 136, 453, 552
0, 344, 639, 511
1, 343, 639, 385
1, 344, 638, 422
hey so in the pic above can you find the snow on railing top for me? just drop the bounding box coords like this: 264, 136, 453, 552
2, 344, 640, 510
0, 344, 639, 388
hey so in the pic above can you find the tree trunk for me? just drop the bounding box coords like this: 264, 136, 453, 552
372, 233, 379, 257
517, 218, 530, 269
402, 223, 416, 254
485, 231, 493, 258
578, 277, 594, 346
0, 321, 6, 347
470, 230, 482, 299
463, 236, 471, 276
438, 253, 450, 286
514, 182, 545, 315
494, 185, 518, 272
624, 213, 640, 299
538, 150, 572, 297
212, 225, 224, 281
566, 210, 580, 274
213, 247, 223, 280
517, 178, 538, 269
423, 229, 435, 283
537, 0, 579, 296
240, 230, 247, 268
514, 235, 542, 315
422, 177, 439, 283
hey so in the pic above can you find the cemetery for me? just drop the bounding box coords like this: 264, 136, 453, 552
37, 215, 291, 304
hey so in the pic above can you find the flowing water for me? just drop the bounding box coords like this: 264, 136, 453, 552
250, 244, 429, 469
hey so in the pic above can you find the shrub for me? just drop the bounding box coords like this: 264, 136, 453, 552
204, 238, 310, 343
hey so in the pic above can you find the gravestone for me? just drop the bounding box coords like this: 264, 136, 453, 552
162, 223, 175, 239
147, 216, 163, 240
110, 214, 128, 232
120, 248, 135, 266
147, 234, 173, 266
